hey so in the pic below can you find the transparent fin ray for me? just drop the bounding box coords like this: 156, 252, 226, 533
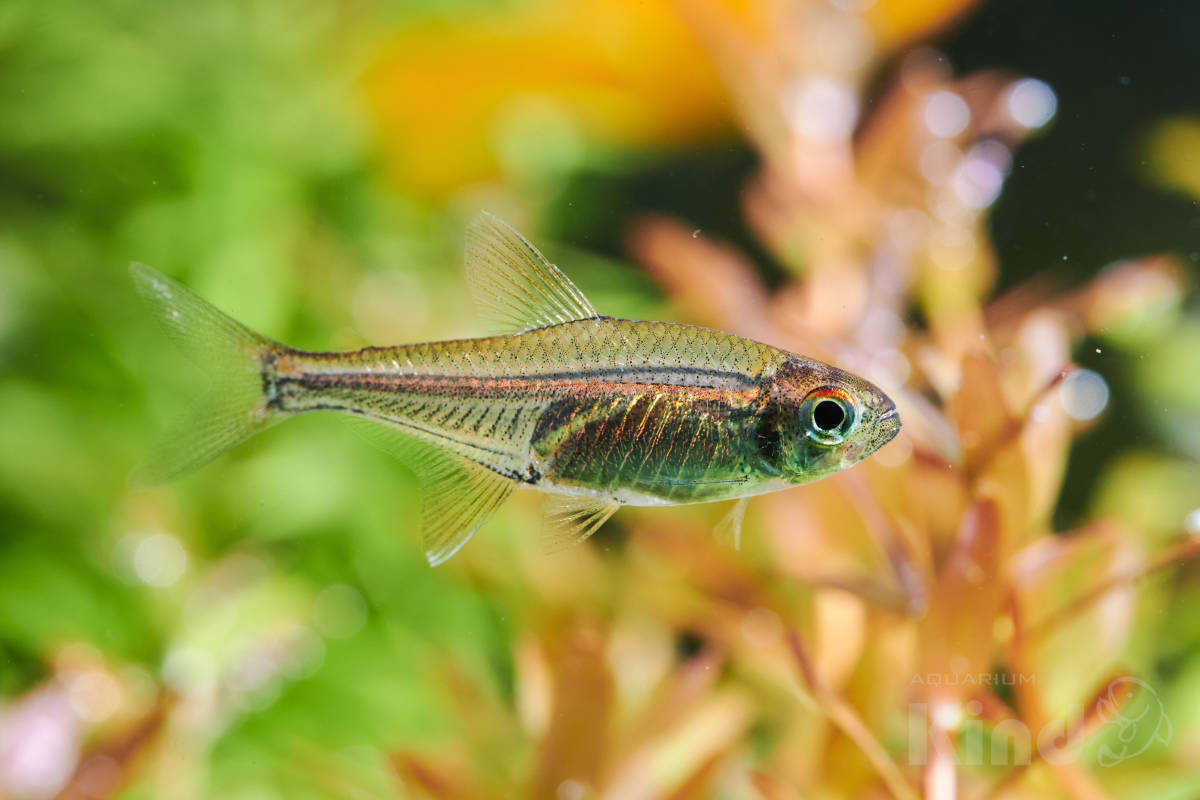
465, 212, 599, 334
129, 263, 276, 485
542, 494, 621, 554
422, 456, 515, 566
714, 497, 749, 550
130, 382, 277, 486
348, 418, 515, 566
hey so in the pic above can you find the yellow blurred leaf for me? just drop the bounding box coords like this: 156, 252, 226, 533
1146, 116, 1200, 200
361, 0, 749, 196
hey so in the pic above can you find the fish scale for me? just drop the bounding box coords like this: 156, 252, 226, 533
131, 212, 899, 565
270, 317, 782, 496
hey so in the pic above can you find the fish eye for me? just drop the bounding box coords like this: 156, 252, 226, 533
800, 388, 855, 445
813, 399, 845, 432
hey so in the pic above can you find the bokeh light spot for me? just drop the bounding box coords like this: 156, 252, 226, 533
784, 77, 860, 143
66, 671, 122, 723
741, 607, 782, 648
923, 90, 970, 138
162, 646, 216, 695
132, 532, 187, 588
1006, 78, 1057, 128
557, 779, 588, 800
951, 140, 1011, 209
1059, 369, 1110, 421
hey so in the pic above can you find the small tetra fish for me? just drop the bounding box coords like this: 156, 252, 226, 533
132, 213, 900, 564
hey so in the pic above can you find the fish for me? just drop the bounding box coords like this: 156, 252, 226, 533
131, 212, 900, 564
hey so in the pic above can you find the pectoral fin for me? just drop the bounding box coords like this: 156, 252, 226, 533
542, 495, 620, 554
465, 212, 600, 334
714, 497, 749, 550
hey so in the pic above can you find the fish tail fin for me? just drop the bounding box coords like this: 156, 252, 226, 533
129, 262, 281, 486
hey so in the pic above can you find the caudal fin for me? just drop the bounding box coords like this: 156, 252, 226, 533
129, 263, 280, 485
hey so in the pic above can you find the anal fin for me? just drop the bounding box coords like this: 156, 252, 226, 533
542, 495, 620, 554
714, 497, 749, 551
421, 454, 515, 566
349, 418, 515, 566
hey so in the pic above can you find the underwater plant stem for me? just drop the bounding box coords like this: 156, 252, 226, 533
836, 470, 929, 615
1024, 533, 1200, 644
784, 629, 921, 800
992, 600, 1124, 800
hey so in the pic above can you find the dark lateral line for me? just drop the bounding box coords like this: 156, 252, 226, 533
516, 365, 758, 386
291, 364, 758, 391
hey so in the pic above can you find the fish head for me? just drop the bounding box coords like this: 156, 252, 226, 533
764, 356, 901, 482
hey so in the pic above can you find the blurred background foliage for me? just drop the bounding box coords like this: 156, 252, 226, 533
1, 0, 1199, 798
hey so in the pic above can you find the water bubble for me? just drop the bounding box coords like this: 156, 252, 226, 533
784, 77, 860, 143
923, 91, 970, 138
132, 533, 187, 588
1006, 79, 1057, 128
1059, 369, 1110, 421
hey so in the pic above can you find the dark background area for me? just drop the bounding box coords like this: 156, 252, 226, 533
550, 0, 1200, 528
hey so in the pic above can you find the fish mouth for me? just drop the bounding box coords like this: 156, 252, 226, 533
877, 408, 901, 445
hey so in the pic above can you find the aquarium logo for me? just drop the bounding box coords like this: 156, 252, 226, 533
910, 672, 1036, 687
1093, 676, 1173, 766
907, 676, 1172, 767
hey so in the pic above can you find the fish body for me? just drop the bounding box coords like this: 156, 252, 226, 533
133, 213, 899, 564
269, 319, 895, 506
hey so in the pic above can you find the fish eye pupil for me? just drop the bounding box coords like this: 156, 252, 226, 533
813, 399, 845, 432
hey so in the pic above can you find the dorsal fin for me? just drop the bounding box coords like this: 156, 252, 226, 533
465, 212, 599, 334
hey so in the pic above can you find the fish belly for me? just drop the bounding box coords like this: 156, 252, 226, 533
529, 383, 770, 505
